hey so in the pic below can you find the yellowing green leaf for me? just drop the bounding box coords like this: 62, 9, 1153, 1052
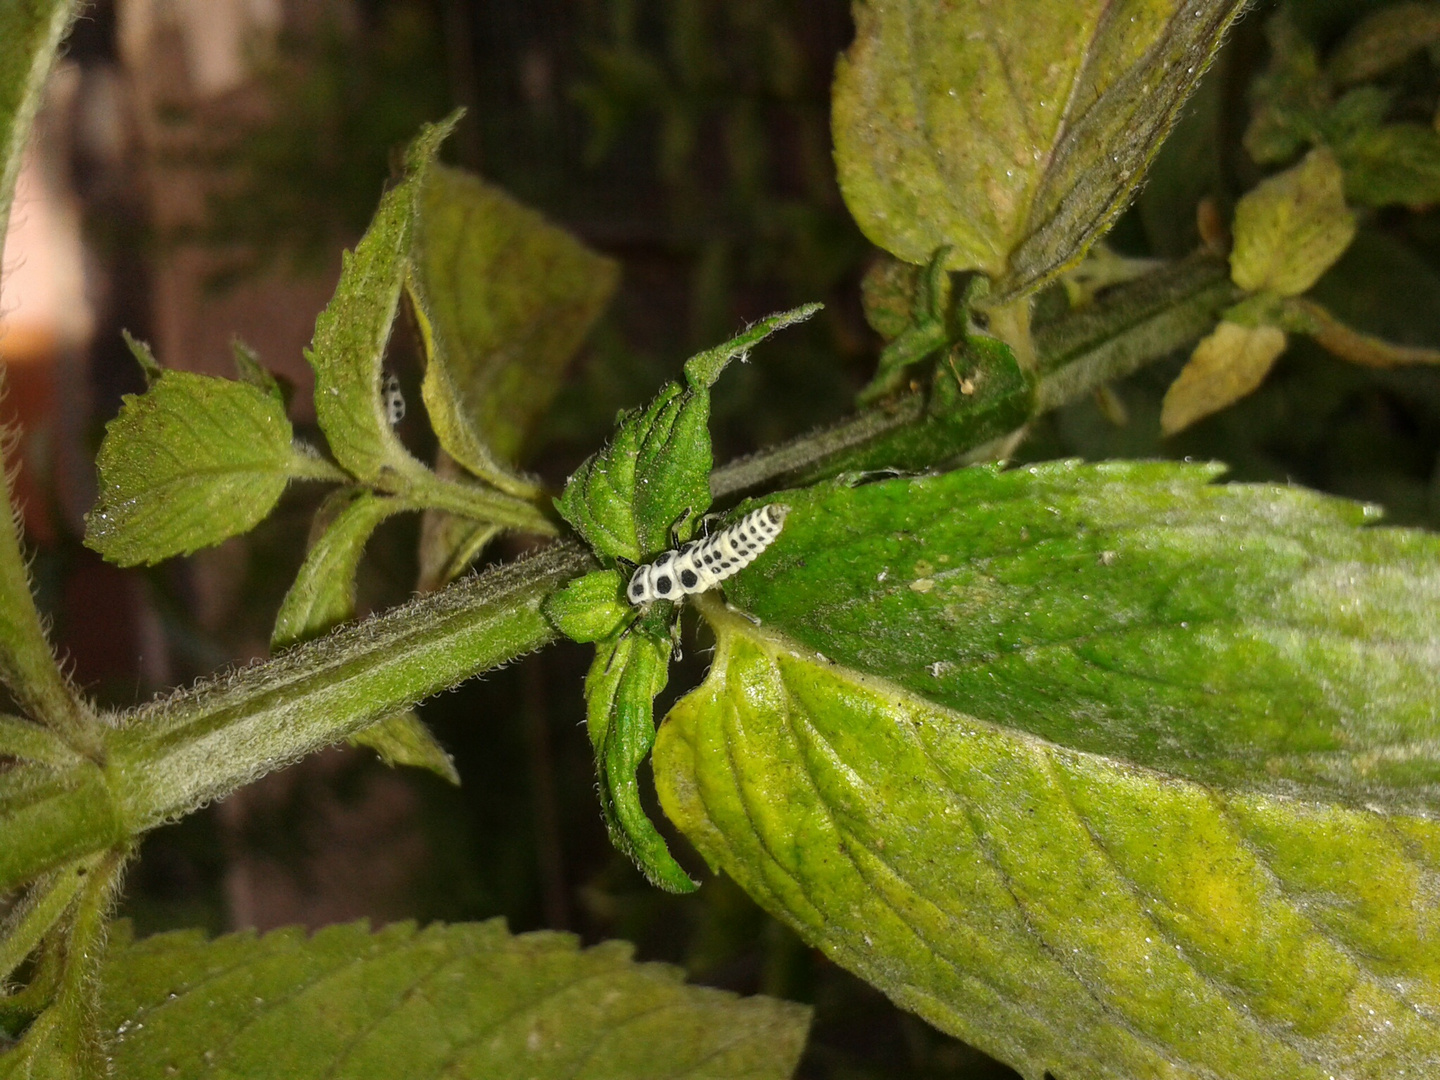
832, 0, 1247, 300
100, 921, 809, 1079
85, 372, 302, 566
1160, 320, 1288, 434
654, 462, 1440, 1078
656, 616, 1440, 1080
410, 165, 618, 491
1230, 148, 1356, 296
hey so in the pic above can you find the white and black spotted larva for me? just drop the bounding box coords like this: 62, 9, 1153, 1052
627, 504, 788, 605
381, 372, 405, 427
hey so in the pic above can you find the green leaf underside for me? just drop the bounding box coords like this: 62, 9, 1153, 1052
719, 462, 1440, 805
558, 305, 819, 563
655, 611, 1440, 1080
100, 920, 808, 1080
350, 711, 459, 785
586, 610, 695, 893
85, 372, 297, 566
272, 488, 408, 649
832, 0, 1246, 299
411, 165, 619, 476
306, 118, 456, 487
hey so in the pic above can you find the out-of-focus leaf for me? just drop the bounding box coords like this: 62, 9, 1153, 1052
416, 506, 500, 592
1283, 296, 1440, 369
1336, 123, 1440, 207
1243, 10, 1326, 167
85, 372, 305, 567
1328, 2, 1440, 86
860, 255, 921, 341
1161, 321, 1289, 434
409, 166, 618, 487
100, 920, 808, 1078
1230, 148, 1355, 297
832, 0, 1247, 300
557, 305, 818, 563
306, 115, 456, 487
656, 462, 1440, 1079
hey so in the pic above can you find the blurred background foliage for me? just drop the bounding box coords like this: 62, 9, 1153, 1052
21, 0, 1440, 1077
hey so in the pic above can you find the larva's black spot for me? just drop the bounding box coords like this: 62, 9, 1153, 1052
655, 576, 673, 595
680, 569, 698, 588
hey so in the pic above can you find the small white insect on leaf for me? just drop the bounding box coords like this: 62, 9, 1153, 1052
627, 504, 788, 606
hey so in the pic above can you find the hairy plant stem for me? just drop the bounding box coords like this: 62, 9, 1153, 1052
711, 253, 1236, 500
0, 543, 593, 892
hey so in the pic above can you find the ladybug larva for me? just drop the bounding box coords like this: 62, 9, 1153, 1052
627, 504, 788, 605
381, 372, 405, 426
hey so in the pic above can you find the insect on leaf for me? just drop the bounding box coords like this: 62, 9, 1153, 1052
656, 461, 1440, 1080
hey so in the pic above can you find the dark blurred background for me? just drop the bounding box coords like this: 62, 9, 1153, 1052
1, 1, 1437, 1077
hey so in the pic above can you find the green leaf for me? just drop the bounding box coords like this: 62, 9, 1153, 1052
0, 0, 91, 748
1243, 11, 1326, 167
230, 338, 284, 404
543, 569, 631, 643
351, 712, 459, 786
409, 165, 619, 491
100, 920, 808, 1079
1230, 148, 1356, 297
586, 611, 695, 893
120, 330, 162, 385
832, 0, 1247, 301
305, 115, 457, 488
0, 850, 124, 1080
0, 388, 92, 747
654, 463, 1440, 1078
557, 305, 819, 563
416, 507, 500, 591
85, 372, 304, 567
716, 463, 1439, 801
0, 763, 125, 894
